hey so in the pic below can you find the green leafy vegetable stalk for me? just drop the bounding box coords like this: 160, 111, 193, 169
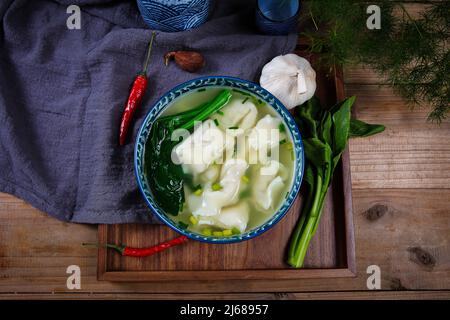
145, 90, 232, 216
288, 96, 385, 268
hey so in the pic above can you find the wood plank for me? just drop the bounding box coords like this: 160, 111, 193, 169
1, 188, 448, 293
346, 85, 450, 190
1, 290, 450, 300
344, 65, 386, 85
353, 189, 450, 291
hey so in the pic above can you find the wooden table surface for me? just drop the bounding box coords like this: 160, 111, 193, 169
1, 3, 449, 300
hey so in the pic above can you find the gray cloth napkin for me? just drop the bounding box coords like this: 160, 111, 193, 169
0, 0, 297, 224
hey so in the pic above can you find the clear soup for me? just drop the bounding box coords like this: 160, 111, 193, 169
146, 87, 295, 237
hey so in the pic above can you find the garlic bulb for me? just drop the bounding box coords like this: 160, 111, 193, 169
260, 54, 317, 109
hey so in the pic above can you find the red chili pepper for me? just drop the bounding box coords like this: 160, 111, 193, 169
83, 235, 188, 257
119, 32, 156, 146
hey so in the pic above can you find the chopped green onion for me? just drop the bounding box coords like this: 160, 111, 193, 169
241, 175, 249, 183
242, 97, 249, 104
202, 228, 212, 236
250, 97, 264, 106
178, 221, 189, 229
239, 189, 251, 199
286, 142, 294, 150
279, 123, 286, 132
217, 110, 224, 116
194, 188, 203, 196
231, 227, 241, 235
223, 229, 233, 236
279, 139, 287, 145
212, 183, 222, 191
286, 142, 294, 159
228, 126, 239, 130
189, 216, 198, 225
213, 231, 224, 237
213, 119, 220, 126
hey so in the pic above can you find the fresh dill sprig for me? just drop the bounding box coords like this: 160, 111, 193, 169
301, 0, 450, 122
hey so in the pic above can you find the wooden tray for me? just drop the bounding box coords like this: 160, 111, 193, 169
97, 46, 356, 282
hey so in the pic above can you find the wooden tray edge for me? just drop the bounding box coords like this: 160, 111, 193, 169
335, 67, 357, 275
98, 222, 355, 282
97, 224, 108, 281
98, 269, 356, 282
97, 66, 357, 282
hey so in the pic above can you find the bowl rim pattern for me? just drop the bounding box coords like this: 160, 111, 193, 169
134, 76, 304, 244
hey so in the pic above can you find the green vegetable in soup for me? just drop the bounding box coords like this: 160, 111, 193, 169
145, 89, 232, 216
287, 96, 385, 268
145, 118, 184, 216
179, 90, 233, 131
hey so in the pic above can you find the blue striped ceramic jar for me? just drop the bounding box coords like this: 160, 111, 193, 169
137, 0, 213, 32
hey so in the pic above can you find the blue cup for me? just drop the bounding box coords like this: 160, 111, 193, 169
256, 0, 300, 35
137, 0, 214, 32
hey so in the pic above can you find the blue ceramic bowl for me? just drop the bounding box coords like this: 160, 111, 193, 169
137, 0, 213, 32
135, 76, 304, 244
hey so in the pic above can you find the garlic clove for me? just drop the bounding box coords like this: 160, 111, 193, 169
297, 70, 307, 94
164, 51, 205, 73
